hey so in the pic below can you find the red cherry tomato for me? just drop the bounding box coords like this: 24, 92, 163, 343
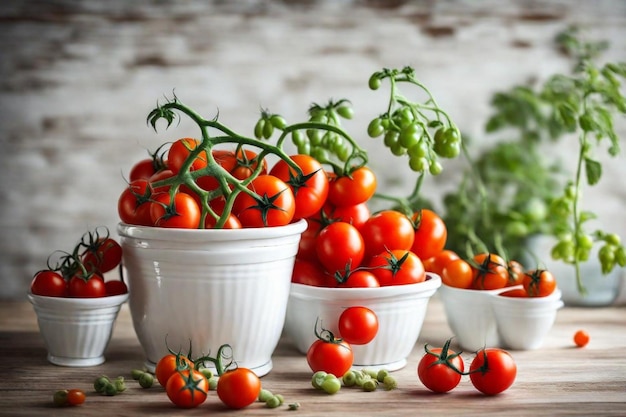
30, 270, 67, 297
216, 368, 261, 409
411, 209, 447, 261
315, 222, 365, 275
469, 348, 517, 395
368, 249, 426, 286
327, 166, 376, 207
360, 210, 415, 260
338, 306, 379, 345
67, 275, 106, 298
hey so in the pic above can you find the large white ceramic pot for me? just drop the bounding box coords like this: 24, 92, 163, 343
117, 219, 307, 377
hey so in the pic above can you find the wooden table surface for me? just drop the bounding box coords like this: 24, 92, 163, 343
1, 296, 625, 416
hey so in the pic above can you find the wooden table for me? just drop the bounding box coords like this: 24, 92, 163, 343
1, 297, 625, 416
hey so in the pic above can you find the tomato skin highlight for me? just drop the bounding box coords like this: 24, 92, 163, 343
31, 270, 67, 297
469, 348, 517, 395
216, 368, 261, 409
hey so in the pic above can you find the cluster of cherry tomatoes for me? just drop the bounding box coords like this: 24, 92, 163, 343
118, 138, 330, 229
154, 347, 261, 410
30, 228, 127, 298
426, 249, 557, 297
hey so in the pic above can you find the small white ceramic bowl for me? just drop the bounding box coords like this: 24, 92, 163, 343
438, 284, 563, 351
117, 219, 307, 377
28, 292, 129, 367
284, 273, 441, 372
491, 289, 564, 350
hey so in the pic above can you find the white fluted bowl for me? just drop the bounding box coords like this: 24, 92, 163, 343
28, 292, 128, 367
117, 219, 306, 377
284, 273, 441, 372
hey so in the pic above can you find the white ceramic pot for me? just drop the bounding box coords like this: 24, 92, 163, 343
284, 274, 441, 372
438, 284, 563, 351
28, 292, 129, 367
117, 219, 306, 377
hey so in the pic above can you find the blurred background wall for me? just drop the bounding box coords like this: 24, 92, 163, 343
1, 0, 625, 299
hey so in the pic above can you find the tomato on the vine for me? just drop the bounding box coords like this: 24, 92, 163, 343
469, 348, 517, 395
523, 269, 557, 297
411, 209, 447, 261
233, 175, 295, 227
338, 306, 379, 345
507, 260, 525, 287
216, 367, 261, 409
82, 238, 123, 274
230, 148, 268, 181
327, 166, 377, 207
155, 353, 195, 387
338, 270, 380, 288
150, 192, 201, 229
269, 154, 329, 220
360, 210, 415, 260
165, 369, 208, 408
68, 275, 106, 298
307, 331, 354, 377
129, 157, 161, 182
417, 339, 465, 393
118, 179, 153, 226
30, 270, 67, 297
315, 222, 365, 275
167, 137, 208, 174
368, 249, 426, 286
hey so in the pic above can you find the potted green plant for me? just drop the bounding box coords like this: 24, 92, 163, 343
441, 27, 626, 305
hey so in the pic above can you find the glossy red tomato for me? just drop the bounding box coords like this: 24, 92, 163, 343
368, 249, 426, 286
417, 340, 465, 393
423, 249, 460, 277
67, 275, 106, 298
82, 238, 123, 274
321, 202, 370, 230
411, 209, 447, 261
148, 169, 176, 193
339, 270, 380, 288
297, 219, 322, 262
270, 154, 329, 220
155, 354, 195, 387
291, 258, 328, 287
150, 192, 201, 229
442, 258, 473, 289
118, 179, 153, 226
360, 210, 415, 260
166, 369, 208, 408
523, 269, 557, 297
230, 148, 268, 180
315, 222, 365, 275
216, 368, 261, 409
30, 270, 67, 297
471, 253, 509, 290
327, 166, 377, 207
105, 280, 128, 296
167, 137, 208, 174
338, 306, 379, 345
307, 337, 354, 377
233, 175, 295, 227
507, 260, 525, 286
469, 348, 517, 395
129, 157, 162, 181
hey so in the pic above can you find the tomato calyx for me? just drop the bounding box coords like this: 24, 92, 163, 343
374, 248, 410, 278
471, 252, 506, 289
523, 268, 547, 296
174, 368, 208, 399
423, 338, 465, 375
313, 318, 346, 347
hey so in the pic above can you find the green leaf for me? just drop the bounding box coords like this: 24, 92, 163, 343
556, 103, 578, 132
584, 157, 602, 185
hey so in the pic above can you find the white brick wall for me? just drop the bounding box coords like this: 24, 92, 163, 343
1, 0, 625, 299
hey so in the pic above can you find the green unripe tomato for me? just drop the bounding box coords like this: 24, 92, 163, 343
311, 371, 328, 390
606, 233, 621, 246
399, 123, 421, 148
254, 119, 265, 139
429, 160, 443, 175
383, 130, 399, 148
138, 372, 154, 388
53, 390, 68, 406
407, 140, 428, 159
270, 114, 287, 129
367, 118, 385, 138
336, 105, 354, 119
262, 118, 274, 138
320, 374, 341, 395
368, 73, 382, 90
409, 156, 428, 172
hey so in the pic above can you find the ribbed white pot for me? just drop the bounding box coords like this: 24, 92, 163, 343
117, 219, 306, 377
